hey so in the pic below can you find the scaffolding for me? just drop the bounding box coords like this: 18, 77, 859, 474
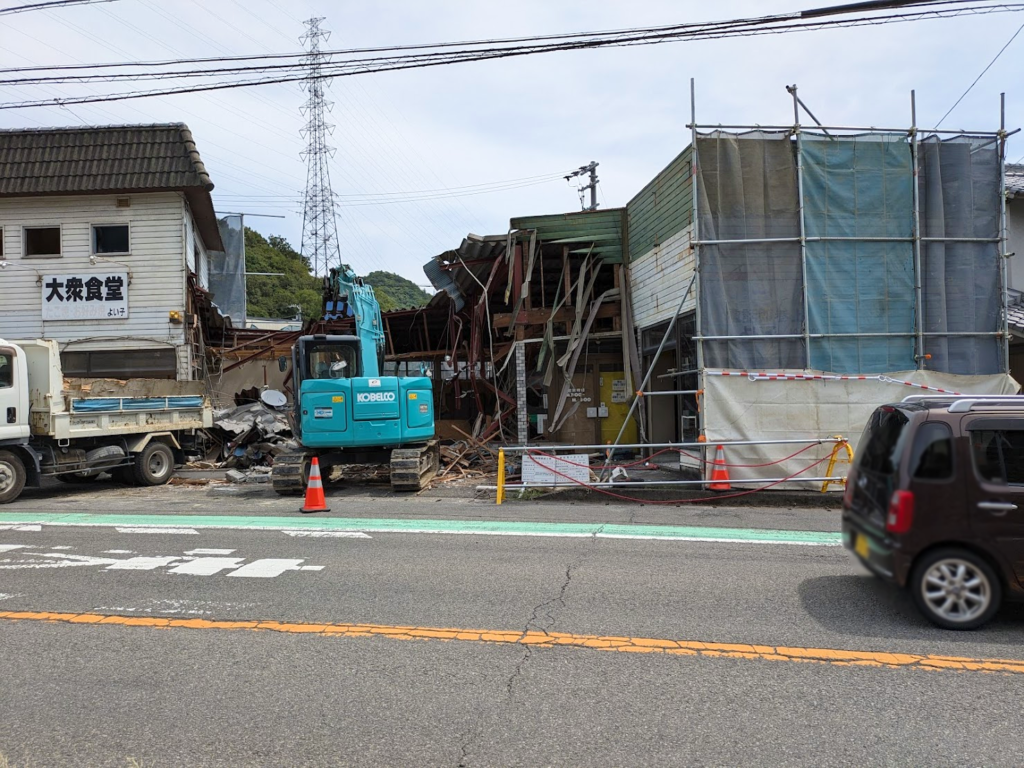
681, 80, 1018, 442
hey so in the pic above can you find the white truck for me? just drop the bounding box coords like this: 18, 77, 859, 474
0, 338, 212, 504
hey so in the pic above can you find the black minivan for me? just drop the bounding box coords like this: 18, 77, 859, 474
843, 395, 1024, 629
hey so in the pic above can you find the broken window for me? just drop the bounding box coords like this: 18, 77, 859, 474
24, 226, 61, 258
92, 224, 130, 255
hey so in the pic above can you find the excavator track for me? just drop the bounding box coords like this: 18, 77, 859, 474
390, 440, 439, 492
272, 450, 314, 496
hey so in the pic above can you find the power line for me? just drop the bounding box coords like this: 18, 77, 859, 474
0, 0, 116, 16
935, 18, 1024, 127
0, 1, 1016, 92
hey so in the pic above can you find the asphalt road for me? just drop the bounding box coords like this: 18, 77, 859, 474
1, 481, 1023, 766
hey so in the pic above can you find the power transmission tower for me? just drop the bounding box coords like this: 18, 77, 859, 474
299, 17, 341, 277
565, 161, 599, 211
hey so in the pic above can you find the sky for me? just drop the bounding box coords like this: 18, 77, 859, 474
1, 0, 1022, 289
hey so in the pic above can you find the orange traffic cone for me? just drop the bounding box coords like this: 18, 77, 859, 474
300, 456, 330, 513
708, 444, 732, 491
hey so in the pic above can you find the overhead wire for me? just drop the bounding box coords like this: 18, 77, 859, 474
0, 1, 1019, 109
0, 0, 116, 16
934, 17, 1024, 127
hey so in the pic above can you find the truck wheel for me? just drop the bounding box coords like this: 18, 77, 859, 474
0, 450, 27, 504
132, 442, 175, 486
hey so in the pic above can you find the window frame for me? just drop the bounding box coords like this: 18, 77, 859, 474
22, 224, 62, 259
0, 225, 4, 260
91, 222, 131, 256
967, 418, 1024, 487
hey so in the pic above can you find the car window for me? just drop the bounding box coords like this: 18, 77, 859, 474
856, 406, 909, 477
970, 429, 1024, 485
910, 422, 953, 480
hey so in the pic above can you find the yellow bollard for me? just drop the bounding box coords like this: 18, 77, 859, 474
821, 437, 854, 493
496, 448, 506, 505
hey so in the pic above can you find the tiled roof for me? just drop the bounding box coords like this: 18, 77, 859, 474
1007, 163, 1024, 198
0, 123, 213, 196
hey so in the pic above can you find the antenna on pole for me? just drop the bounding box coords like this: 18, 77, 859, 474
299, 17, 342, 277
565, 161, 600, 211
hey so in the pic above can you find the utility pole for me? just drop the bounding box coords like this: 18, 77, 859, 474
299, 17, 341, 277
565, 161, 600, 211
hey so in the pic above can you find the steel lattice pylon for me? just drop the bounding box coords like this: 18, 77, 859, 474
299, 17, 341, 277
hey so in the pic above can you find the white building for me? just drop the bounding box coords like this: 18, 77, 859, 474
0, 124, 224, 381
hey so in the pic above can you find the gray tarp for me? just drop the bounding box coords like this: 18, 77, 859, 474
697, 131, 805, 369
208, 214, 246, 325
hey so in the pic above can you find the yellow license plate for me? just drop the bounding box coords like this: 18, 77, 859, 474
855, 534, 870, 559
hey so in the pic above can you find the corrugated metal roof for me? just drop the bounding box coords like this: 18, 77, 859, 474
0, 123, 214, 196
510, 208, 626, 263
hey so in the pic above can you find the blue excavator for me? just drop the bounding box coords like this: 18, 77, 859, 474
272, 267, 439, 494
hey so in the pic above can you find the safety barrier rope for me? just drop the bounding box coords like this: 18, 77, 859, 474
516, 452, 835, 505
523, 441, 821, 471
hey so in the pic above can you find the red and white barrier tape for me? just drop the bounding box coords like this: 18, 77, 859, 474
705, 370, 962, 395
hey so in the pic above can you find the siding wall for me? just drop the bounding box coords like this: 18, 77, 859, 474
629, 224, 695, 329
626, 146, 695, 330
0, 192, 191, 376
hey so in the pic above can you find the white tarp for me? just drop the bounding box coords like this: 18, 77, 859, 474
699, 369, 1020, 490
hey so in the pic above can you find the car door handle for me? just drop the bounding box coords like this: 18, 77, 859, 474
978, 501, 1018, 514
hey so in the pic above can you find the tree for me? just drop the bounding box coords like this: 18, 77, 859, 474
244, 228, 321, 322
364, 270, 431, 310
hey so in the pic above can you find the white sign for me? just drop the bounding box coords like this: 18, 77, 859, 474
41, 272, 129, 320
522, 453, 591, 485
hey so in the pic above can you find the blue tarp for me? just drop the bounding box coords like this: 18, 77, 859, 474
72, 396, 205, 412
801, 134, 917, 373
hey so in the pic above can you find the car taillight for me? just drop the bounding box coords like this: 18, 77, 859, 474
886, 490, 915, 534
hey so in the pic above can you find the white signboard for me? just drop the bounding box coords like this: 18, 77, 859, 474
522, 453, 591, 485
41, 272, 129, 321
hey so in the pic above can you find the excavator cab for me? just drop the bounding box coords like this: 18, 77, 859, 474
275, 334, 439, 493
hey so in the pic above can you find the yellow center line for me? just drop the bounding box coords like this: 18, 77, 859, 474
2, 610, 1021, 675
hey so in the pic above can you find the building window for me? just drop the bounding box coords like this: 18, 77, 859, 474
24, 226, 61, 258
60, 348, 177, 379
92, 224, 130, 255
0, 226, 4, 259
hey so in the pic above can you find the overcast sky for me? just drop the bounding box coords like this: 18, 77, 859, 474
1, 0, 1022, 287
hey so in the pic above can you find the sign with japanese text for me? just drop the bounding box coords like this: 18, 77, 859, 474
41, 273, 129, 321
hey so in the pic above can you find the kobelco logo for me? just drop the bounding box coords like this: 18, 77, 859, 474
357, 392, 396, 403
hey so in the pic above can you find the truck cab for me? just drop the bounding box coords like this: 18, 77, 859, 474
0, 341, 31, 446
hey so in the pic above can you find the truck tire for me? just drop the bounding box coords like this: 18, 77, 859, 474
132, 442, 175, 487
0, 450, 27, 504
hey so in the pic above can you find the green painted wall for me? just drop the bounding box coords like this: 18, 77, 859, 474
626, 146, 693, 262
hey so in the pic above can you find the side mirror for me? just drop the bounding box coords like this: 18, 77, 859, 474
278, 356, 288, 372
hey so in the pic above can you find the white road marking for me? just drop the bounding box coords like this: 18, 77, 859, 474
93, 599, 257, 616
115, 527, 199, 535
300, 565, 325, 571
168, 557, 244, 576
49, 546, 74, 550
104, 550, 135, 554
0, 544, 27, 553
227, 559, 309, 578
0, 552, 119, 569
104, 556, 180, 571
0, 524, 41, 532
0, 593, 23, 601
283, 530, 371, 539
184, 548, 236, 556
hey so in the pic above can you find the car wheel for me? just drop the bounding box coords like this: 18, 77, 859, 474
0, 450, 27, 504
132, 442, 175, 487
910, 548, 1002, 630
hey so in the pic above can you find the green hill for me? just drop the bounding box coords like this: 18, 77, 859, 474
365, 270, 432, 312
243, 227, 432, 320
